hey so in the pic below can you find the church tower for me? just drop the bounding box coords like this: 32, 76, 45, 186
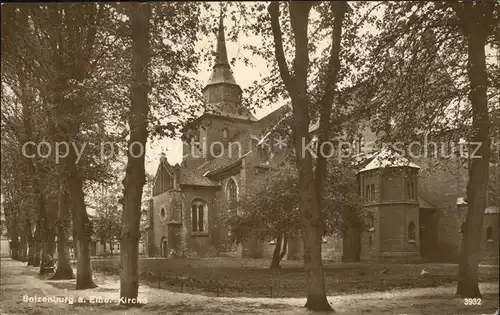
202, 11, 255, 121
181, 11, 256, 167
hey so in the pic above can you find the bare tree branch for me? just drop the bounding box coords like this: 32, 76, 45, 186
268, 2, 292, 91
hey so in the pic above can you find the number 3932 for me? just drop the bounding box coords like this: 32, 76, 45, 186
463, 298, 482, 306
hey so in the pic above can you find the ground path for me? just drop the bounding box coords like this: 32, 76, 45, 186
0, 259, 498, 315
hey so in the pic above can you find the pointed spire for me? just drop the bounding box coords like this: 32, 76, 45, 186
205, 8, 238, 87
214, 7, 229, 66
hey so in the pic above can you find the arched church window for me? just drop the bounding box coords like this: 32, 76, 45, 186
222, 128, 228, 139
160, 236, 167, 257
370, 184, 375, 201
365, 185, 370, 201
227, 178, 238, 206
160, 208, 166, 219
408, 221, 416, 242
191, 199, 208, 233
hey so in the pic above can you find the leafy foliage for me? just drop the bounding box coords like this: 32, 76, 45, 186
230, 160, 363, 243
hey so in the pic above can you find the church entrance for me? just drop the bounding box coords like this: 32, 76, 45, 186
160, 237, 167, 257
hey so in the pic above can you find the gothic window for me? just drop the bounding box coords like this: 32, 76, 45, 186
227, 178, 238, 210
160, 208, 166, 219
370, 184, 376, 201
365, 185, 370, 201
222, 128, 228, 139
160, 236, 167, 257
486, 226, 493, 241
411, 181, 416, 199
408, 221, 416, 242
191, 200, 208, 233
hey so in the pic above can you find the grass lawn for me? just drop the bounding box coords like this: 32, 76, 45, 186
91, 257, 499, 298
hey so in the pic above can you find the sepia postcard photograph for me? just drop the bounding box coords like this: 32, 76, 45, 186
0, 1, 499, 314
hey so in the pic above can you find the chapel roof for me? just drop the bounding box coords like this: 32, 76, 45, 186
358, 147, 420, 173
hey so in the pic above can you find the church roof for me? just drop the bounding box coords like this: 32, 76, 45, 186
197, 130, 250, 176
158, 157, 219, 188
254, 105, 289, 130
179, 167, 220, 187
358, 147, 420, 173
204, 12, 239, 89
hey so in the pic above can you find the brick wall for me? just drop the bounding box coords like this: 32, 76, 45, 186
381, 168, 405, 201
182, 187, 221, 257
360, 205, 380, 261
182, 116, 254, 168
152, 190, 175, 256
378, 203, 420, 254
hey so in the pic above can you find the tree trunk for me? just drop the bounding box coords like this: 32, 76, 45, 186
268, 1, 346, 311
27, 221, 34, 266
33, 240, 41, 267
39, 241, 47, 275
50, 186, 74, 280
39, 228, 56, 275
27, 240, 34, 266
20, 235, 28, 262
10, 233, 19, 260
40, 229, 55, 275
120, 2, 150, 304
301, 184, 331, 311
270, 235, 284, 269
455, 3, 492, 298
51, 231, 74, 279
66, 161, 97, 289
280, 235, 288, 260
18, 68, 49, 270
73, 230, 78, 260
33, 224, 41, 267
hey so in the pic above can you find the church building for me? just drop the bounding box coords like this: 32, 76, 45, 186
145, 13, 499, 265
